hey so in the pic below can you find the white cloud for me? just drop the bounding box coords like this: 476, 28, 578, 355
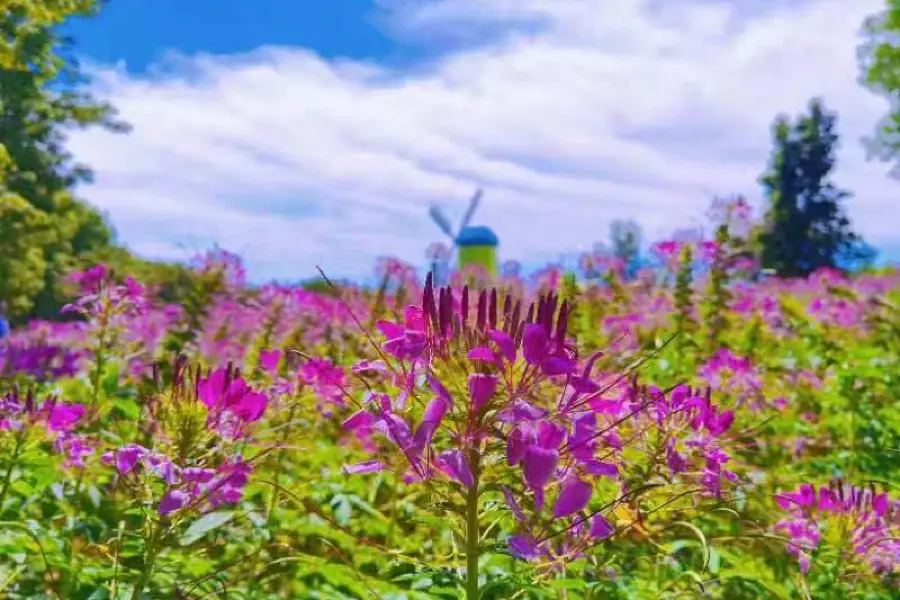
68, 0, 896, 282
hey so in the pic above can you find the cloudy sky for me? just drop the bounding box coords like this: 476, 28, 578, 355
65, 0, 897, 282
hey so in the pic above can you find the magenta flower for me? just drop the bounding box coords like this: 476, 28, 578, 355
343, 461, 386, 475
468, 374, 498, 411
259, 349, 282, 374
45, 403, 86, 432
159, 489, 191, 516
553, 478, 592, 518
523, 445, 558, 491
197, 367, 269, 434
103, 444, 147, 475
438, 450, 474, 488
589, 514, 614, 539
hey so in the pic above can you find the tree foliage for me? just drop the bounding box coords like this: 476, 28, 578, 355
757, 99, 872, 277
608, 219, 642, 278
0, 0, 190, 321
859, 0, 900, 171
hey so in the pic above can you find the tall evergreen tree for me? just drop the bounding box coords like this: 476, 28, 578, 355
758, 99, 871, 277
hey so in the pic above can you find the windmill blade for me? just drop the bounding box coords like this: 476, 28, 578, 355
429, 205, 456, 239
458, 188, 482, 232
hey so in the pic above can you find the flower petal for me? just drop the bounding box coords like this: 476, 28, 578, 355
553, 478, 592, 518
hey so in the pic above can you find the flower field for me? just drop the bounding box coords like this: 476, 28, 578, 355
1, 248, 899, 600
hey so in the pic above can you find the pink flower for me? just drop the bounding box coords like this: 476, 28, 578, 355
198, 368, 269, 430
438, 450, 474, 488
343, 461, 386, 475
468, 374, 498, 411
45, 403, 85, 432
259, 349, 282, 373
159, 489, 191, 515
523, 446, 558, 490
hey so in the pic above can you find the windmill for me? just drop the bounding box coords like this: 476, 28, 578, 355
428, 189, 499, 280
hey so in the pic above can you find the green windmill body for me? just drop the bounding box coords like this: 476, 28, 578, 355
428, 188, 499, 282
456, 225, 498, 276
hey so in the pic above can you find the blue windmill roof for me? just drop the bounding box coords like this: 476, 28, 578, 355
456, 225, 498, 247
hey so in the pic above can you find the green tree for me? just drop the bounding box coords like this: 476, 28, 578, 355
1, 0, 129, 320
758, 99, 870, 277
859, 0, 900, 171
0, 195, 54, 317
609, 219, 642, 278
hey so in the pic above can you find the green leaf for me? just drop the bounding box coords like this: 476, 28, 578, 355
179, 510, 234, 546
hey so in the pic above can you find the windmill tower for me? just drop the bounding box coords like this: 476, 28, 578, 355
429, 189, 499, 279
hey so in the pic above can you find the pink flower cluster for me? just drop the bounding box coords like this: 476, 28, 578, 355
775, 481, 900, 576
196, 366, 269, 438
340, 275, 740, 565
698, 349, 764, 410
102, 445, 252, 516
0, 389, 91, 467
64, 265, 149, 318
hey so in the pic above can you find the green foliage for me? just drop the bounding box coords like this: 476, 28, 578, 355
673, 243, 697, 348
702, 224, 731, 353
0, 195, 53, 317
859, 0, 900, 170
0, 0, 157, 323
757, 99, 870, 277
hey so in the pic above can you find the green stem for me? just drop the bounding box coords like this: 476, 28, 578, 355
0, 430, 26, 511
91, 313, 109, 405
266, 403, 297, 521
132, 523, 162, 600
465, 449, 481, 600
61, 474, 86, 596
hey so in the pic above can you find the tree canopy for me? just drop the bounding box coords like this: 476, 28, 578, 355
757, 99, 873, 277
859, 0, 900, 171
1, 0, 198, 322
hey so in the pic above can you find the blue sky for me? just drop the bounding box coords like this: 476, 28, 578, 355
65, 0, 403, 71
63, 0, 899, 282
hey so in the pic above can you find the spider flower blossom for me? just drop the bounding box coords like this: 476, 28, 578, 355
0, 388, 85, 434
341, 274, 740, 565
195, 365, 270, 437
775, 481, 900, 577
0, 389, 90, 468
102, 445, 253, 515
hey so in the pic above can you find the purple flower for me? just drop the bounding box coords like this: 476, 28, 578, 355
497, 400, 547, 423
467, 347, 496, 362
343, 461, 386, 475
590, 515, 614, 539
508, 535, 543, 560
501, 486, 527, 523
198, 369, 270, 429
259, 349, 282, 374
147, 454, 180, 484
104, 444, 147, 475
584, 460, 619, 478
522, 324, 549, 366
468, 374, 498, 411
438, 450, 474, 488
554, 478, 592, 518
159, 489, 191, 515
413, 397, 449, 449
45, 403, 85, 432
507, 428, 527, 466
523, 445, 558, 490
488, 330, 517, 363
182, 467, 216, 484
343, 409, 375, 432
